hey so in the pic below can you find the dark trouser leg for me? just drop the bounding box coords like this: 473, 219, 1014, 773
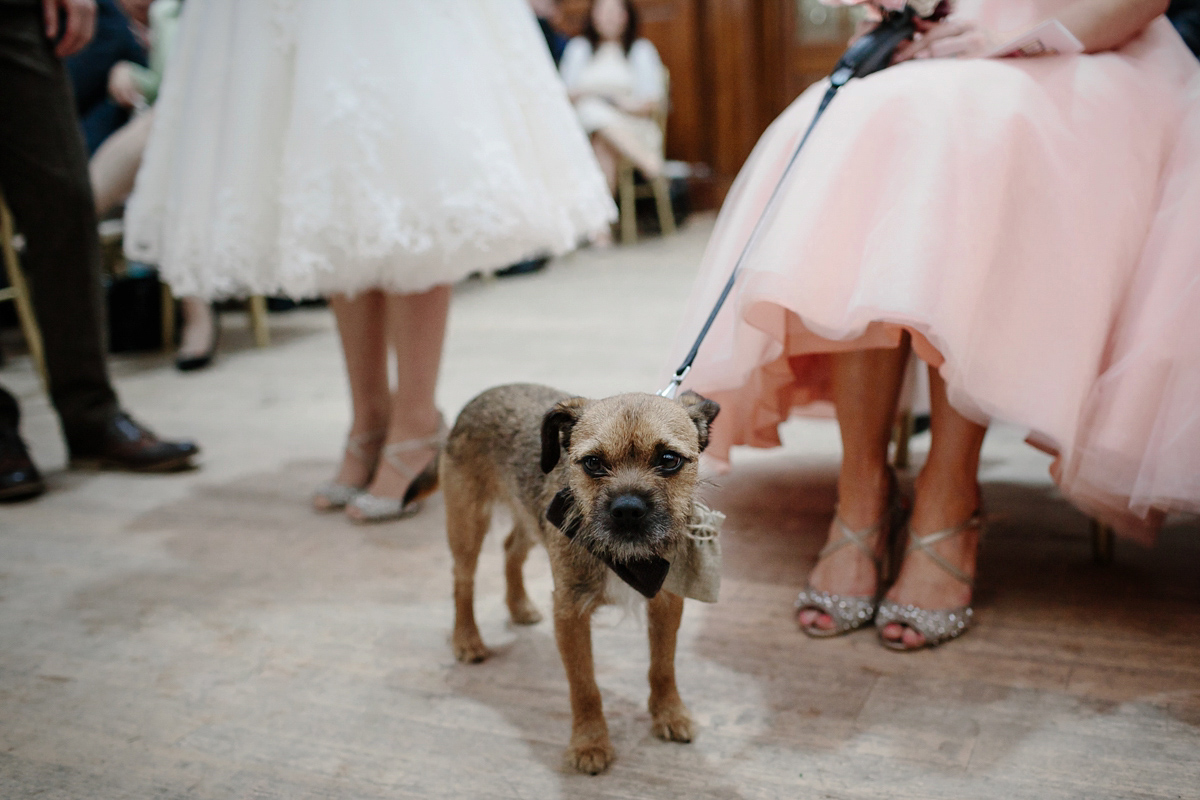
0, 386, 18, 430
0, 7, 120, 442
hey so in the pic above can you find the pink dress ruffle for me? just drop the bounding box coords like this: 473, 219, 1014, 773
1058, 77, 1200, 542
670, 0, 1198, 536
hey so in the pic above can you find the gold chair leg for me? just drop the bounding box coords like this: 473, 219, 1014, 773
160, 282, 175, 355
1090, 519, 1115, 565
652, 176, 676, 237
1, 203, 48, 392
248, 295, 270, 348
618, 162, 638, 246
892, 411, 914, 470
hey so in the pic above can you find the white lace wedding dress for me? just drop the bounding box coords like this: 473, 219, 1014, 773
123, 0, 615, 298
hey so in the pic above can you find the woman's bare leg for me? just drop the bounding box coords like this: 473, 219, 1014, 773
328, 291, 391, 488
591, 134, 619, 194
880, 366, 986, 648
177, 296, 216, 362
594, 125, 663, 178
799, 341, 911, 632
90, 109, 154, 217
350, 284, 451, 506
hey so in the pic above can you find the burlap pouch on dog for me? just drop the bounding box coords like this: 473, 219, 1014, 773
662, 503, 724, 603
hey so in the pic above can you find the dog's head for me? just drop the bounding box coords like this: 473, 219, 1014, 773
540, 391, 719, 567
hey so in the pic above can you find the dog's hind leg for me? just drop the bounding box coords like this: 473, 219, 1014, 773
646, 590, 694, 743
503, 521, 542, 626
443, 465, 493, 664
553, 593, 614, 774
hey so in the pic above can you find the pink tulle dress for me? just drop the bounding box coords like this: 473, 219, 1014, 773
1058, 76, 1200, 541
670, 0, 1199, 535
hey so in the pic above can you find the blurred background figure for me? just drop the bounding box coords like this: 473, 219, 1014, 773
1, 0, 198, 503
527, 0, 567, 65
561, 0, 666, 198
122, 0, 613, 523
88, 0, 181, 220
76, 0, 215, 372
65, 0, 148, 155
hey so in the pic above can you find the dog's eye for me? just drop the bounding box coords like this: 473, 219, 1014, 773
657, 451, 684, 474
580, 455, 607, 477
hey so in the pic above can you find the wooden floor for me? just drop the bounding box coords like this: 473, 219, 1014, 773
2, 220, 1198, 799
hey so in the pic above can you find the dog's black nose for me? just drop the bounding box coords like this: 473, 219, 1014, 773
609, 493, 648, 525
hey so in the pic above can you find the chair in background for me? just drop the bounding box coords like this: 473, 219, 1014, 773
617, 68, 677, 246
0, 199, 48, 390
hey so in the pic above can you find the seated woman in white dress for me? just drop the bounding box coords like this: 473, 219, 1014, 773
560, 0, 666, 194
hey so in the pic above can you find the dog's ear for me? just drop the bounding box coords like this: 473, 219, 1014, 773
546, 488, 581, 539
540, 397, 589, 473
677, 391, 720, 452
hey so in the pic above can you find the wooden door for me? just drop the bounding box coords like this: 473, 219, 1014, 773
762, 0, 863, 125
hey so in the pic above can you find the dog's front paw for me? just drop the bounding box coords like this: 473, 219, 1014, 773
508, 597, 543, 626
651, 704, 694, 743
452, 629, 490, 663
566, 737, 615, 775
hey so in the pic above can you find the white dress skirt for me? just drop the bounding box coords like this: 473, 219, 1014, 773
123, 0, 616, 299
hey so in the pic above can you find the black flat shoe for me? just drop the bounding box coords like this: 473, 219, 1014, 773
175, 307, 219, 372
494, 256, 549, 277
0, 424, 45, 502
67, 412, 199, 472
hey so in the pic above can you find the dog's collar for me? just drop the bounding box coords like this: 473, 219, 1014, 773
546, 488, 670, 599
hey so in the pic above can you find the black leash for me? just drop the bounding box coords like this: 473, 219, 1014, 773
660, 9, 918, 399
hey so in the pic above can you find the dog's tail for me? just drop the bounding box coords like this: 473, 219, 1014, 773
402, 448, 442, 508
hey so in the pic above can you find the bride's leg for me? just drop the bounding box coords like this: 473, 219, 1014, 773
880, 366, 985, 649
328, 291, 391, 488
799, 341, 910, 631
354, 284, 451, 502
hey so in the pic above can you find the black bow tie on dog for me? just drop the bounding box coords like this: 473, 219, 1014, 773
546, 488, 670, 599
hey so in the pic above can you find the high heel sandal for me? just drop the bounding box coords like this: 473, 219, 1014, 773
311, 429, 386, 512
874, 512, 982, 651
794, 474, 908, 638
345, 416, 447, 524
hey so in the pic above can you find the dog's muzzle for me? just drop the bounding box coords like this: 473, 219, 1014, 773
607, 491, 671, 542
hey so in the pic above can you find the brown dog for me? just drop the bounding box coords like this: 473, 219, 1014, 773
424, 383, 719, 774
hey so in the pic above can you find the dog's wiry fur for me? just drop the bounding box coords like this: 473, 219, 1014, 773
432, 383, 718, 774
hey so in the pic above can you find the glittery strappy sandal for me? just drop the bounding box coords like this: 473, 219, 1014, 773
794, 475, 908, 638
345, 416, 447, 524
311, 429, 386, 512
874, 512, 982, 651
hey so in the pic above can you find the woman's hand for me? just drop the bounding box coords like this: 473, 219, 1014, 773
893, 16, 997, 61
848, 6, 884, 47
42, 0, 96, 58
108, 61, 145, 108
615, 96, 658, 116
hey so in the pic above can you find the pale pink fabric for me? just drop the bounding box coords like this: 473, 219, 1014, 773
670, 0, 1199, 535
1058, 77, 1200, 542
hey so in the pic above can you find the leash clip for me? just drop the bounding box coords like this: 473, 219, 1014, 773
658, 365, 691, 399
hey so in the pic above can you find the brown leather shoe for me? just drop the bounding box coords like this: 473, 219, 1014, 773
67, 412, 199, 472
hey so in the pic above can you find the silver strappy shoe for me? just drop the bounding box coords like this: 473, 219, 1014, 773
795, 514, 891, 637
312, 429, 386, 512
875, 512, 982, 651
345, 416, 447, 524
